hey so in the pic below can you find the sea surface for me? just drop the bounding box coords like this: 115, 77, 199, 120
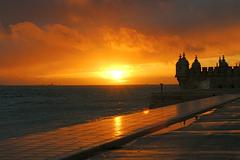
0, 85, 178, 140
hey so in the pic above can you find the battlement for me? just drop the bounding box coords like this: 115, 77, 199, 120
199, 66, 240, 76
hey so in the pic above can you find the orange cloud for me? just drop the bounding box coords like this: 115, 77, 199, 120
0, 21, 239, 85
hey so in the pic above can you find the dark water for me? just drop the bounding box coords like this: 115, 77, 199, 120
0, 85, 178, 140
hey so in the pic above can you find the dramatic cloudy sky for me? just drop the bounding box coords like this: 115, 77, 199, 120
0, 0, 240, 84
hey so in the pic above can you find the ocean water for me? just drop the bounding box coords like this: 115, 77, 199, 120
0, 85, 178, 140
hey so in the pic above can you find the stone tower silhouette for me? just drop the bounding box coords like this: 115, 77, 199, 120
175, 53, 240, 89
175, 53, 189, 89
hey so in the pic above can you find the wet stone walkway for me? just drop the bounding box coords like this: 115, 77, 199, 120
90, 98, 240, 160
0, 95, 239, 160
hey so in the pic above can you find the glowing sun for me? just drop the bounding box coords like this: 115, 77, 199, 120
111, 70, 123, 80
100, 68, 127, 83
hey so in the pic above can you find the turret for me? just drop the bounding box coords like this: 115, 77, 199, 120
175, 54, 182, 77
191, 55, 201, 75
219, 56, 222, 67
175, 52, 190, 89
221, 55, 229, 67
181, 53, 190, 67
176, 53, 189, 77
218, 55, 230, 75
219, 55, 229, 68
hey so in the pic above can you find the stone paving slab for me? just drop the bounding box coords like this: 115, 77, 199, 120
90, 99, 240, 160
0, 95, 239, 160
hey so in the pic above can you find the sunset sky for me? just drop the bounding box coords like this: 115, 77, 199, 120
0, 0, 240, 85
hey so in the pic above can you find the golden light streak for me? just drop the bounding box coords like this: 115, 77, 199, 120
143, 109, 150, 114
114, 116, 122, 137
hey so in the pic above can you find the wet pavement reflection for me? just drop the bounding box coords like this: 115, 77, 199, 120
114, 116, 122, 137
0, 95, 239, 160
90, 99, 240, 160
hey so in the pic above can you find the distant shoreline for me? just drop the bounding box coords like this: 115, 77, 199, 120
0, 84, 178, 87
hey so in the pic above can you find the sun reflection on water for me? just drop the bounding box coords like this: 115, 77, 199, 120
114, 116, 122, 137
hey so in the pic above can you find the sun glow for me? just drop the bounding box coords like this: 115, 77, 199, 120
99, 66, 131, 83
111, 70, 123, 80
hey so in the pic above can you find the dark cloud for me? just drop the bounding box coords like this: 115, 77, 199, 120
0, 0, 67, 27
1, 0, 240, 33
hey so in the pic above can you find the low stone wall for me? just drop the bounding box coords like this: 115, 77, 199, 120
149, 89, 240, 108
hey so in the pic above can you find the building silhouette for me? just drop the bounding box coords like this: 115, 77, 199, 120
175, 53, 240, 89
